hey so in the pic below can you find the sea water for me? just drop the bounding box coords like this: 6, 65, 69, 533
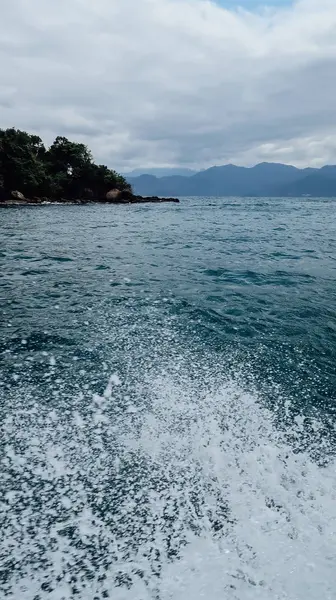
1, 197, 335, 599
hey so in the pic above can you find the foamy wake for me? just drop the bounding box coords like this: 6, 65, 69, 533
1, 370, 336, 599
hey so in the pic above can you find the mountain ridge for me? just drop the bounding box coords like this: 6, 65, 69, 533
123, 167, 197, 178
125, 162, 336, 197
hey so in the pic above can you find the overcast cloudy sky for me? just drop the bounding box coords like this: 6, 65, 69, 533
1, 0, 336, 170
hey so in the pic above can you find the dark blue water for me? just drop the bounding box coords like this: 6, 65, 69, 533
1, 197, 336, 599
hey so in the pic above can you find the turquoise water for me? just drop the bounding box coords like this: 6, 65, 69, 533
1, 197, 336, 599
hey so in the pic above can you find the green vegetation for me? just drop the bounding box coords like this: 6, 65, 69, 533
0, 128, 131, 200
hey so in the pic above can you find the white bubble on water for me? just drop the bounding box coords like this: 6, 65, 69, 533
1, 368, 335, 600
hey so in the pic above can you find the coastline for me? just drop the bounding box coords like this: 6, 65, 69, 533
0, 195, 180, 207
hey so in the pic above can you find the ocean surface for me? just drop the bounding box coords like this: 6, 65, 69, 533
1, 196, 336, 599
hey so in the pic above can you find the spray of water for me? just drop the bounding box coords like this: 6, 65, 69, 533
1, 364, 336, 599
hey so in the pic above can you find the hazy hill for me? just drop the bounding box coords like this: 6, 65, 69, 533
123, 167, 196, 178
126, 162, 336, 197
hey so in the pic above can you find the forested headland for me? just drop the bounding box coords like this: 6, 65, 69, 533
0, 128, 178, 205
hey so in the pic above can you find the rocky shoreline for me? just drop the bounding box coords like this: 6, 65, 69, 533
0, 191, 180, 207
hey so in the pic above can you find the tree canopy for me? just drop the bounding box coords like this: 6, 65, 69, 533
0, 128, 131, 200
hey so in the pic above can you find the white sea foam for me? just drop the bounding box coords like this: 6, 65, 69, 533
1, 370, 335, 599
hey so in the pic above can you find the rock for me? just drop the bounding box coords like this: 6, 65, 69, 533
105, 189, 137, 203
106, 189, 121, 201
119, 189, 134, 202
105, 189, 179, 204
0, 191, 179, 207
11, 190, 25, 201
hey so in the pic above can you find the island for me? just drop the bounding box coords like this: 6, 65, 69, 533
0, 128, 179, 206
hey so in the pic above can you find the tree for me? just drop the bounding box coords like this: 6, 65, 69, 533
82, 163, 130, 198
0, 128, 132, 200
47, 136, 92, 173
0, 128, 48, 196
45, 136, 131, 198
45, 136, 93, 198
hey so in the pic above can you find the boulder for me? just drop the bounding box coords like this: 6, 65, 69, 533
11, 190, 25, 201
106, 189, 121, 201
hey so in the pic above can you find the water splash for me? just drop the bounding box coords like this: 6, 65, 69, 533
1, 368, 336, 599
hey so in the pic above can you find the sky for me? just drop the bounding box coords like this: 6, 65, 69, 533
219, 0, 292, 7
1, 0, 336, 171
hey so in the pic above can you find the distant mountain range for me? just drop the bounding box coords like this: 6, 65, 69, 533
123, 167, 196, 178
125, 163, 336, 197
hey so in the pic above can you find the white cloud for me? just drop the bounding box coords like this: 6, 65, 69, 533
1, 0, 336, 170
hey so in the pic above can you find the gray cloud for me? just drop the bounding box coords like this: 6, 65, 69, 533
1, 0, 336, 170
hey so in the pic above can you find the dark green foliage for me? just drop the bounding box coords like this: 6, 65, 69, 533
0, 128, 48, 197
0, 128, 131, 200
